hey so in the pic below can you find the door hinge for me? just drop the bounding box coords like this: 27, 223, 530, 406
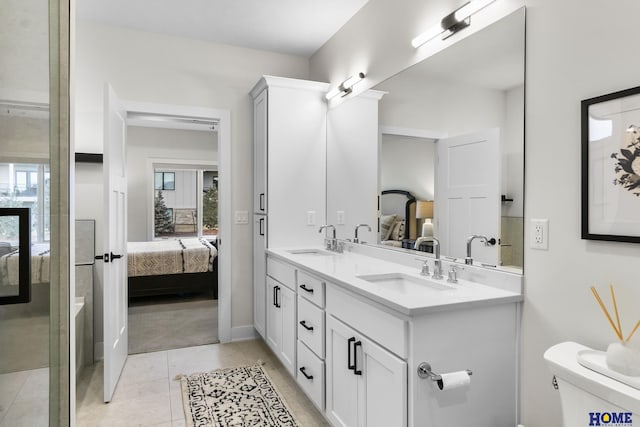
552, 375, 559, 390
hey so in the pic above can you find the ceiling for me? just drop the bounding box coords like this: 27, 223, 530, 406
76, 0, 369, 58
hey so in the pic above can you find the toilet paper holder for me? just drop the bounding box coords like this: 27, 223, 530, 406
417, 362, 472, 381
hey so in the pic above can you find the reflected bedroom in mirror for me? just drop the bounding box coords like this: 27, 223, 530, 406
375, 7, 524, 271
0, 207, 31, 303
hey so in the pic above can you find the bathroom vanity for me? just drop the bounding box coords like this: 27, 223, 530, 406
262, 245, 522, 427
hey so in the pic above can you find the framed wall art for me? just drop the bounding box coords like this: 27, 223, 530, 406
582, 85, 640, 242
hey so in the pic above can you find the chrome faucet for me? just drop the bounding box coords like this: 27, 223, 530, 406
354, 224, 371, 244
465, 234, 496, 265
319, 225, 338, 252
431, 237, 443, 279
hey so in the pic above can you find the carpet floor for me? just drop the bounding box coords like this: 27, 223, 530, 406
128, 295, 218, 354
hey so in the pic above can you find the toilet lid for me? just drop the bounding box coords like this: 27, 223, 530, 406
577, 349, 640, 391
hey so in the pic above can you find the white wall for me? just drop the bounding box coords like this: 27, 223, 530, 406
311, 0, 640, 425
75, 22, 310, 332
126, 126, 217, 242
377, 76, 507, 137
380, 134, 435, 201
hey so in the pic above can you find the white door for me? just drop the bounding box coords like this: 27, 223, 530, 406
253, 89, 267, 214
359, 335, 407, 427
253, 215, 266, 338
435, 129, 501, 265
326, 316, 359, 427
103, 84, 128, 402
265, 277, 281, 354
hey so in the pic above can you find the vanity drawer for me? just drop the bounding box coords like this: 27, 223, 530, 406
296, 340, 325, 411
326, 283, 407, 359
297, 269, 325, 308
266, 257, 296, 291
297, 296, 324, 358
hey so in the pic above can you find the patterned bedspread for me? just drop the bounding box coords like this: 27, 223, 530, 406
127, 238, 217, 277
0, 243, 51, 286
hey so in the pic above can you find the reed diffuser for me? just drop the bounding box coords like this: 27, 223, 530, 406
591, 285, 640, 376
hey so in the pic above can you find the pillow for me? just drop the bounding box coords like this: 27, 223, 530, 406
390, 219, 405, 241
379, 214, 397, 241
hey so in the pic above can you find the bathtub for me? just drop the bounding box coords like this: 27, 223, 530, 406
75, 297, 85, 377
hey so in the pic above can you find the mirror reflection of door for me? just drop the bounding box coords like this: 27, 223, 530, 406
435, 128, 501, 265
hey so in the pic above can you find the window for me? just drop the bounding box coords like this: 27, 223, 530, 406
0, 163, 50, 242
154, 172, 175, 190
153, 168, 217, 239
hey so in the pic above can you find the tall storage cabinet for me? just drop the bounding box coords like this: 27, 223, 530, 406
251, 75, 329, 339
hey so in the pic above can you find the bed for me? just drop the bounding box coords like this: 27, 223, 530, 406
379, 190, 417, 247
127, 237, 218, 299
0, 243, 51, 287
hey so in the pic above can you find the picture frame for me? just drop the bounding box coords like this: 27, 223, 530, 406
581, 85, 640, 242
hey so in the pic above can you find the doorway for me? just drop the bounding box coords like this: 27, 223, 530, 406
126, 125, 220, 354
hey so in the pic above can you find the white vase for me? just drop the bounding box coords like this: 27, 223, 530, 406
606, 342, 640, 377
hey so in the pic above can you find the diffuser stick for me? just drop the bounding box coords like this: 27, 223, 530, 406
590, 286, 623, 341
610, 284, 623, 338
625, 320, 640, 343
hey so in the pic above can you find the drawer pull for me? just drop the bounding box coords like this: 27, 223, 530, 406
300, 284, 314, 293
299, 320, 314, 331
353, 340, 363, 376
299, 366, 314, 380
347, 337, 356, 371
274, 285, 281, 308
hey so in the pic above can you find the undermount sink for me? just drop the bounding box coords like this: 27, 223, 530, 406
356, 273, 455, 293
286, 248, 333, 256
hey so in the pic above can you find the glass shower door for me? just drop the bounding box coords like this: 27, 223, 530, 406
0, 0, 70, 425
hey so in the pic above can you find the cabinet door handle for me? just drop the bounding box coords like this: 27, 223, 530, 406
299, 366, 314, 380
347, 337, 356, 371
353, 340, 363, 375
259, 193, 265, 211
259, 217, 265, 236
275, 286, 281, 308
299, 320, 314, 331
299, 284, 314, 294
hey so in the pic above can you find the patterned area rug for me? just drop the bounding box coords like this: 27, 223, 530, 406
180, 364, 300, 427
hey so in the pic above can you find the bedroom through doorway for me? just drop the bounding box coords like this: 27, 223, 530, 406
125, 119, 220, 355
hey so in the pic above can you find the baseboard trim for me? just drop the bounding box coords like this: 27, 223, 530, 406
231, 325, 258, 342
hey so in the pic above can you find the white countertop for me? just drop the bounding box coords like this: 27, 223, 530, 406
267, 247, 523, 316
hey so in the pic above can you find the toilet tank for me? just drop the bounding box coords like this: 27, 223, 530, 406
544, 342, 640, 427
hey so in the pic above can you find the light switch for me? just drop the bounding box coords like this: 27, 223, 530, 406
307, 211, 316, 226
235, 210, 249, 225
337, 211, 345, 225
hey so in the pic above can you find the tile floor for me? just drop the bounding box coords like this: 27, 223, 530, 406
0, 367, 49, 427
76, 339, 329, 426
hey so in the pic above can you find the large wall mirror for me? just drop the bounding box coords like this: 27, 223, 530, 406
328, 7, 525, 272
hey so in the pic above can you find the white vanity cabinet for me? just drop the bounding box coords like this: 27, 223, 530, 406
295, 269, 326, 411
325, 284, 407, 427
264, 248, 520, 427
251, 76, 329, 339
265, 257, 297, 375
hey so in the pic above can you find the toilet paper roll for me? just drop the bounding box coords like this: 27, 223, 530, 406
436, 371, 471, 391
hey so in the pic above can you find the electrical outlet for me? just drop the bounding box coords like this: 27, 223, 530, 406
531, 218, 549, 250
306, 211, 316, 226
234, 210, 249, 225
337, 211, 345, 225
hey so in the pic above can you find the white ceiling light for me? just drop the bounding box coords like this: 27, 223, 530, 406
411, 0, 497, 49
326, 72, 366, 100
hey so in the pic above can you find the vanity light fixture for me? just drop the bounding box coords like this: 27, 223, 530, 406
411, 0, 496, 48
325, 72, 366, 100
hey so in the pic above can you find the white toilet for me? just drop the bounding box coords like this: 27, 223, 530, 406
544, 341, 640, 427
